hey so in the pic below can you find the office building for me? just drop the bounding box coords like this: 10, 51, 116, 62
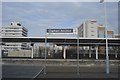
2, 22, 27, 37
1, 22, 28, 55
78, 20, 98, 38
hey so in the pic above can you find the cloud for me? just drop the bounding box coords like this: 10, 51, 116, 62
2, 2, 118, 36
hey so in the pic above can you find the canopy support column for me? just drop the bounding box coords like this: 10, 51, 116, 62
31, 43, 34, 59
95, 46, 98, 59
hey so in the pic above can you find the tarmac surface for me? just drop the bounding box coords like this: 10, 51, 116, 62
2, 63, 119, 80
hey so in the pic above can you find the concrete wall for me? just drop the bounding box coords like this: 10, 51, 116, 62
8, 50, 31, 57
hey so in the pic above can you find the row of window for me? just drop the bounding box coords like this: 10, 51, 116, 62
5, 45, 21, 46
3, 47, 19, 50
3, 27, 22, 29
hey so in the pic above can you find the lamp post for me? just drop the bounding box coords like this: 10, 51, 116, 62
0, 43, 2, 58
100, 0, 110, 74
44, 31, 47, 74
77, 30, 79, 75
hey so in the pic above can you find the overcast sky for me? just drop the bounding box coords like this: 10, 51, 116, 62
2, 1, 118, 37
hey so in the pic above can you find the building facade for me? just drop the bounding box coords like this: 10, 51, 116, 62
107, 30, 114, 38
1, 22, 28, 55
78, 20, 116, 38
2, 22, 27, 37
78, 20, 98, 38
98, 25, 105, 38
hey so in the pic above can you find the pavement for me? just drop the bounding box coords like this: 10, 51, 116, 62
1, 63, 119, 80
2, 64, 43, 78
38, 65, 118, 78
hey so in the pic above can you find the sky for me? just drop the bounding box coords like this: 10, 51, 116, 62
1, 1, 119, 37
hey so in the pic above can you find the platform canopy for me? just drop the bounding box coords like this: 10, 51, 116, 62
1, 37, 120, 46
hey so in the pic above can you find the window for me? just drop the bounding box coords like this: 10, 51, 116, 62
91, 27, 94, 28
107, 35, 113, 38
98, 34, 105, 38
17, 23, 21, 26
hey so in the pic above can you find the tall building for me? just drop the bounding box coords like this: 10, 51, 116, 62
1, 22, 28, 54
107, 30, 114, 38
78, 20, 115, 38
2, 22, 27, 37
78, 20, 98, 38
98, 25, 105, 38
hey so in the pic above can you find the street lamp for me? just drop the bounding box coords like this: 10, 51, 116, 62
77, 31, 79, 75
44, 31, 47, 74
100, 0, 110, 74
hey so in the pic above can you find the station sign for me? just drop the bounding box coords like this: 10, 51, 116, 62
47, 29, 73, 33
